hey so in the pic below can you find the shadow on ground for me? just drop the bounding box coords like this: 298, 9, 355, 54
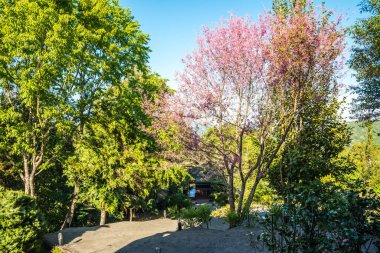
116, 227, 266, 253
43, 219, 267, 253
43, 225, 108, 249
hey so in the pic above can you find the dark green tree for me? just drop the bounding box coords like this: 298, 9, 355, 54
66, 73, 172, 225
0, 186, 45, 252
269, 98, 352, 197
350, 0, 380, 121
59, 0, 150, 228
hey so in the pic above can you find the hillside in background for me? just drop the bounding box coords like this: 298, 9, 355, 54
347, 121, 380, 145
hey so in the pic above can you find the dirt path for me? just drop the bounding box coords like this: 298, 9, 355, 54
43, 218, 267, 253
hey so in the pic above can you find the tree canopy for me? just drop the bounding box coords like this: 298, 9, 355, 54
350, 0, 380, 121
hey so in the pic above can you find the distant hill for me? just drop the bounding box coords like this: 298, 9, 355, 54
347, 121, 380, 145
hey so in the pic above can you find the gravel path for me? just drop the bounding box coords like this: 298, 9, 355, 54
43, 218, 267, 253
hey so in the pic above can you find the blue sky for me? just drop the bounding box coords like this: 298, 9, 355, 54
120, 0, 364, 105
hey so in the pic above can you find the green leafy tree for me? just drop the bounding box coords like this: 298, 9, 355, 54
350, 0, 380, 121
60, 0, 150, 228
67, 73, 170, 225
0, 0, 74, 196
0, 186, 45, 252
344, 125, 380, 194
269, 98, 352, 197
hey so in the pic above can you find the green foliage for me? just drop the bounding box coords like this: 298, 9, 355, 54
51, 247, 65, 253
167, 192, 191, 218
269, 98, 352, 197
35, 166, 71, 232
259, 182, 380, 253
210, 192, 228, 207
343, 123, 380, 194
210, 205, 229, 218
181, 205, 212, 228
0, 0, 190, 232
348, 121, 380, 145
0, 187, 45, 252
225, 210, 242, 228
0, 0, 77, 195
350, 0, 380, 121
64, 72, 173, 223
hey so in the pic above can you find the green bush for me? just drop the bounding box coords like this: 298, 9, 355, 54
225, 210, 242, 228
210, 192, 228, 207
167, 192, 191, 218
259, 182, 380, 252
0, 187, 45, 252
51, 247, 65, 253
181, 206, 199, 228
211, 205, 229, 218
182, 205, 212, 228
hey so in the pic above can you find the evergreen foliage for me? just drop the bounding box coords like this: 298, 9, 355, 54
0, 187, 45, 252
350, 0, 380, 121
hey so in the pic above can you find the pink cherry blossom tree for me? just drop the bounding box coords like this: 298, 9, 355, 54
173, 2, 345, 219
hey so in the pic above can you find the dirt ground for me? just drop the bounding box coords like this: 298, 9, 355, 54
43, 218, 267, 253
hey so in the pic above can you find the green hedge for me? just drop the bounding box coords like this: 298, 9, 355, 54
0, 187, 45, 252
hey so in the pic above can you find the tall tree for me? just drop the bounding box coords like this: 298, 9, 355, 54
0, 0, 151, 226
58, 0, 150, 228
66, 73, 169, 225
350, 0, 380, 122
269, 98, 352, 197
173, 2, 345, 219
0, 0, 75, 196
348, 0, 380, 196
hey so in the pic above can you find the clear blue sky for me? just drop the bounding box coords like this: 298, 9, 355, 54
120, 0, 364, 95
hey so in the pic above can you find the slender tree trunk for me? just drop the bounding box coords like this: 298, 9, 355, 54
24, 175, 30, 195
129, 208, 133, 222
100, 208, 107, 225
23, 155, 31, 195
61, 182, 80, 230
243, 176, 261, 214
29, 175, 35, 197
228, 172, 235, 212
236, 180, 246, 217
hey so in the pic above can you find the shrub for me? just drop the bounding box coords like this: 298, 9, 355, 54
51, 247, 65, 253
182, 205, 212, 228
259, 182, 380, 252
210, 192, 228, 207
181, 207, 199, 228
225, 210, 242, 228
211, 205, 229, 218
196, 205, 212, 228
0, 187, 45, 252
167, 192, 191, 217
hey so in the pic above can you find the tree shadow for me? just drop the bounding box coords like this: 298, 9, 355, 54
116, 227, 257, 253
42, 224, 109, 250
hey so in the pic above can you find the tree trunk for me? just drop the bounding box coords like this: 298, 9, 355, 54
61, 182, 80, 230
243, 176, 261, 214
236, 180, 246, 217
24, 175, 30, 195
29, 176, 35, 197
129, 208, 133, 222
23, 155, 31, 195
228, 172, 235, 212
100, 208, 107, 225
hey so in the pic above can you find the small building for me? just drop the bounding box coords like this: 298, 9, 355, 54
186, 167, 216, 203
